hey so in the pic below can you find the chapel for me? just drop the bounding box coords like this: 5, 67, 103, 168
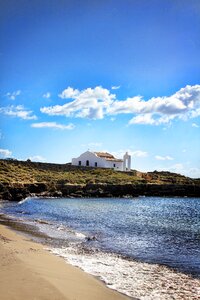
71, 151, 131, 171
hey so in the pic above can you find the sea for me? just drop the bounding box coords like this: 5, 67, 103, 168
0, 196, 200, 300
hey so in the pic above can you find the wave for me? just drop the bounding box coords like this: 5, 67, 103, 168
18, 196, 32, 205
50, 245, 200, 300
75, 232, 87, 239
34, 219, 52, 225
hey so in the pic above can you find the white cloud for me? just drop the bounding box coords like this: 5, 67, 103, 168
172, 163, 184, 171
58, 87, 80, 99
31, 122, 75, 130
108, 96, 143, 115
186, 167, 200, 178
192, 123, 199, 128
6, 90, 21, 100
28, 155, 46, 162
43, 92, 51, 99
111, 149, 148, 159
0, 148, 12, 157
40, 84, 200, 125
190, 107, 200, 119
41, 86, 115, 119
129, 114, 176, 126
155, 155, 174, 161
118, 84, 200, 125
129, 114, 159, 125
111, 85, 120, 90
156, 163, 200, 178
0, 105, 37, 120
131, 150, 148, 157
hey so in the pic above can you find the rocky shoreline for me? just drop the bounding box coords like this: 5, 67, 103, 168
1, 182, 200, 201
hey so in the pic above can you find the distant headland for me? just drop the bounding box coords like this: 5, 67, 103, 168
0, 159, 200, 201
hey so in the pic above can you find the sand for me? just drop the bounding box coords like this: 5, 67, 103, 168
0, 224, 130, 300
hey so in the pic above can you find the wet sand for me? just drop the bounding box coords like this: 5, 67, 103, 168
0, 224, 130, 300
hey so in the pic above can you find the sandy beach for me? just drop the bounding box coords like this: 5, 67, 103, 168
0, 224, 130, 300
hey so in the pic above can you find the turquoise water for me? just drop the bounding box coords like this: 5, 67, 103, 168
1, 197, 200, 299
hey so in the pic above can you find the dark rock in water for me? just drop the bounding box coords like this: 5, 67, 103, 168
15, 210, 24, 214
35, 219, 49, 224
52, 190, 63, 197
69, 192, 83, 198
86, 235, 97, 241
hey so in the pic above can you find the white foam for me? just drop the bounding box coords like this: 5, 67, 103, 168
57, 225, 65, 231
18, 197, 32, 205
75, 232, 87, 238
50, 246, 200, 300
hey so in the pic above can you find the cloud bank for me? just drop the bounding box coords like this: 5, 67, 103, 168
155, 155, 174, 161
40, 84, 200, 125
0, 148, 12, 157
112, 149, 148, 159
0, 105, 37, 120
31, 122, 75, 130
28, 155, 46, 162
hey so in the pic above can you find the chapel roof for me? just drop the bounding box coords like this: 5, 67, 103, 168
94, 152, 123, 162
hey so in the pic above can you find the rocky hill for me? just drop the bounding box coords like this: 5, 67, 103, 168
0, 159, 200, 201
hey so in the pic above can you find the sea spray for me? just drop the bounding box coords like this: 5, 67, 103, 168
49, 245, 200, 300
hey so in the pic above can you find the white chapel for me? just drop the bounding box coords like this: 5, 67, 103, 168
71, 151, 131, 171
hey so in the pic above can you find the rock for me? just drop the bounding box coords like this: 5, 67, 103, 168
86, 236, 97, 241
52, 191, 63, 197
0, 181, 200, 202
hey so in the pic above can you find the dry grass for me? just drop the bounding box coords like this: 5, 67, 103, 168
0, 159, 198, 186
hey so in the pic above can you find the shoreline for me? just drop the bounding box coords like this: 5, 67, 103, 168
2, 182, 200, 201
1, 199, 200, 299
0, 223, 131, 300
2, 185, 200, 203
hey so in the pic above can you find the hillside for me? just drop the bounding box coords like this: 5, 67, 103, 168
0, 159, 200, 201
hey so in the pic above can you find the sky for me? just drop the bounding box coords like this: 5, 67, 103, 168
0, 0, 200, 177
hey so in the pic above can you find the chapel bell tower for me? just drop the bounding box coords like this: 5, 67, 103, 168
123, 152, 131, 171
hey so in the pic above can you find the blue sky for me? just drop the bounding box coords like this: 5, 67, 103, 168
0, 0, 200, 177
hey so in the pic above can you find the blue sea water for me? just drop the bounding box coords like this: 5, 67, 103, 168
1, 197, 200, 299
